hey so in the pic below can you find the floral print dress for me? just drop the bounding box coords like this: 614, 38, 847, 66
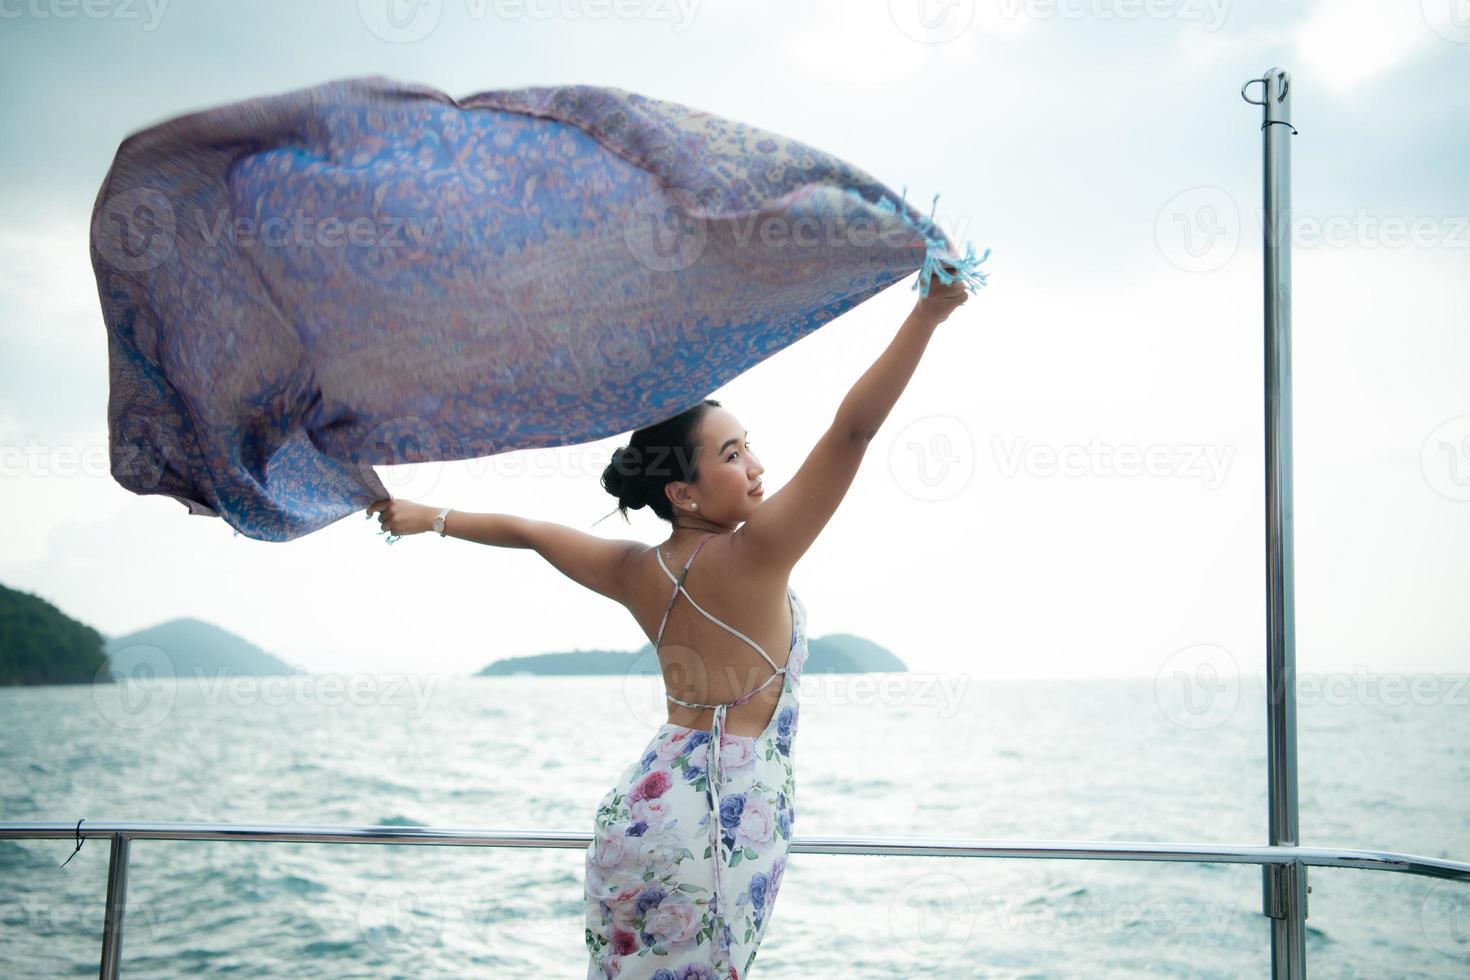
585, 535, 807, 979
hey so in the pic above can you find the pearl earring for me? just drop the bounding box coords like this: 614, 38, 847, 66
691, 503, 698, 510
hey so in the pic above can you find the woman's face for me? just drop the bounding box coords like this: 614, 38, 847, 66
685, 407, 765, 522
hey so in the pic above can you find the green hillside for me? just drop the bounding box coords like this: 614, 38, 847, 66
0, 584, 110, 686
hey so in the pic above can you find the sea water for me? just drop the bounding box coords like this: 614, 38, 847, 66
2, 672, 1467, 978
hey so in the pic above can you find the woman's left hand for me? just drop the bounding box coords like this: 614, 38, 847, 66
365, 498, 437, 540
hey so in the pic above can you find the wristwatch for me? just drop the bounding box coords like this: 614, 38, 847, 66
433, 507, 451, 537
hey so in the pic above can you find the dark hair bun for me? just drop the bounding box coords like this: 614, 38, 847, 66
601, 445, 648, 511
595, 398, 722, 526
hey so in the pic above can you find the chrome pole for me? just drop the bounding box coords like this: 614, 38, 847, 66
1243, 66, 1305, 978
99, 832, 130, 980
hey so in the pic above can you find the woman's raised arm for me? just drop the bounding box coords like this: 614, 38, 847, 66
732, 270, 972, 573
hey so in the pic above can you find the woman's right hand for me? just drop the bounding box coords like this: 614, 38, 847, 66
912, 263, 971, 326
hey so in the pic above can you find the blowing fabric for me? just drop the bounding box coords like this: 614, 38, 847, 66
90, 75, 990, 542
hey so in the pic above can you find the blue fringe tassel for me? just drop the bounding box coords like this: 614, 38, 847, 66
872, 186, 992, 299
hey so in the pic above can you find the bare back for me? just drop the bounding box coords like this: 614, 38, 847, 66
624, 532, 796, 738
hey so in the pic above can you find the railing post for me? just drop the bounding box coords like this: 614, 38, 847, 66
99, 832, 130, 980
1243, 65, 1306, 978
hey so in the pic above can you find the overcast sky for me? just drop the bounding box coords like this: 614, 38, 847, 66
1, 0, 1466, 683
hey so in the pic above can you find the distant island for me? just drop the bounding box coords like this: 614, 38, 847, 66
1, 579, 905, 686
104, 618, 304, 681
477, 633, 906, 676
0, 583, 303, 687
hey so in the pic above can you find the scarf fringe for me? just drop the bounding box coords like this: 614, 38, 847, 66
873, 186, 993, 299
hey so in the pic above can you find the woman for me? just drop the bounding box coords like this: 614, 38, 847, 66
366, 270, 970, 977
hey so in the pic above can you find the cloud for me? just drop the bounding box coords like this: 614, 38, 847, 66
1292, 0, 1438, 97
0, 209, 99, 355
779, 7, 936, 89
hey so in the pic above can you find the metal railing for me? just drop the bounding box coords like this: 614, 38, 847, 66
2, 819, 1468, 979
7, 63, 1460, 980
